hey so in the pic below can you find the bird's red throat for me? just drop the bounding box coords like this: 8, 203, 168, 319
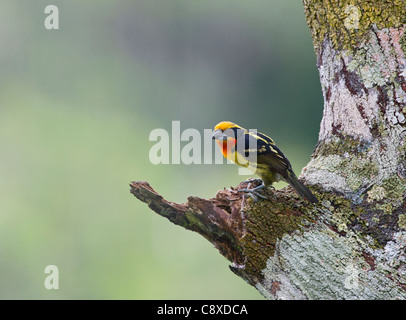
216, 138, 236, 158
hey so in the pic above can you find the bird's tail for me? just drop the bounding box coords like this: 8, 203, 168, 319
286, 172, 318, 203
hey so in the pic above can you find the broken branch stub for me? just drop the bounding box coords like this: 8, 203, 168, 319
130, 180, 317, 288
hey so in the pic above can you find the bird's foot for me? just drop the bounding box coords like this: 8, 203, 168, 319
242, 178, 263, 185
238, 183, 268, 200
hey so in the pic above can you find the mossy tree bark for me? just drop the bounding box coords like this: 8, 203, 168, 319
131, 0, 406, 299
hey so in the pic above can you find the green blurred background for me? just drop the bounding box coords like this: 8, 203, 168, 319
0, 1, 322, 299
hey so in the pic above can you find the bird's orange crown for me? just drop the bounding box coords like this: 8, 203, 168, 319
214, 121, 242, 131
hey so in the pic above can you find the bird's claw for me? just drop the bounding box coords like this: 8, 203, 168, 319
238, 184, 268, 200
238, 189, 268, 200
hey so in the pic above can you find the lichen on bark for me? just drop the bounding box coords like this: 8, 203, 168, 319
258, 228, 406, 300
298, 0, 406, 300
239, 186, 319, 282
303, 24, 406, 195
303, 0, 406, 53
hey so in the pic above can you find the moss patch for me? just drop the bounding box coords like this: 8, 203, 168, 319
398, 214, 406, 230
400, 32, 406, 54
382, 175, 406, 201
314, 135, 372, 158
240, 191, 318, 281
339, 158, 379, 191
303, 0, 406, 53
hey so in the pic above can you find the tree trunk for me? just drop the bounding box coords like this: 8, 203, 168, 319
131, 1, 406, 299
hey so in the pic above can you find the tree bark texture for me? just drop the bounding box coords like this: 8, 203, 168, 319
131, 1, 406, 299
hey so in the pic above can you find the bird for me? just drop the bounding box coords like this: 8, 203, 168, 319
212, 121, 318, 203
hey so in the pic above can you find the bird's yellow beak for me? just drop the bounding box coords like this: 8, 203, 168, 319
212, 129, 228, 141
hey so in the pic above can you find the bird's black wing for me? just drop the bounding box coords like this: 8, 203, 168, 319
233, 131, 292, 176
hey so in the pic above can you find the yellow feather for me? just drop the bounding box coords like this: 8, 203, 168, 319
214, 121, 242, 131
